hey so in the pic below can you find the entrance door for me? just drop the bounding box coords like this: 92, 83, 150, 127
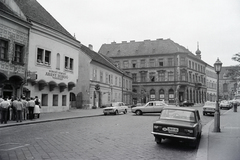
3, 91, 12, 99
3, 84, 13, 99
179, 92, 184, 103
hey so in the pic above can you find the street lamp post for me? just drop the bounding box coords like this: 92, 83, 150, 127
213, 58, 222, 132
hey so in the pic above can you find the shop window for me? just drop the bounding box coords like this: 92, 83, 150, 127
64, 56, 73, 71
41, 94, 48, 106
159, 89, 165, 100
53, 94, 58, 106
0, 39, 8, 60
150, 89, 155, 101
62, 95, 66, 106
37, 48, 51, 66
14, 44, 24, 63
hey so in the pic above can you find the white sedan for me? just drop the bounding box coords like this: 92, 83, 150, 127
103, 102, 128, 115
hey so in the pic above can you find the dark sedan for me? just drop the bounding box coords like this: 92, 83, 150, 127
179, 101, 194, 107
151, 107, 202, 148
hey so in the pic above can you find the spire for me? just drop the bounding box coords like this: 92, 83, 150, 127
196, 42, 201, 59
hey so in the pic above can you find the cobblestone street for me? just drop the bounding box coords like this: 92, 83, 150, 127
0, 112, 201, 160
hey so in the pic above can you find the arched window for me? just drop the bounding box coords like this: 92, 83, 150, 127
150, 89, 155, 101
159, 89, 165, 101
56, 53, 60, 69
168, 89, 174, 103
223, 83, 228, 92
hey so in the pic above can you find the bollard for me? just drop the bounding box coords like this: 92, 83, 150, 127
233, 103, 237, 112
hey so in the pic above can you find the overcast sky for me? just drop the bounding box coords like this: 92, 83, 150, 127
37, 0, 240, 67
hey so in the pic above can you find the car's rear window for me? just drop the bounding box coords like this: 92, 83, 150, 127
160, 109, 195, 122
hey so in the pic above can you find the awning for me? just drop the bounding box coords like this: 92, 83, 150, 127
49, 81, 57, 91
58, 82, 67, 92
38, 80, 48, 91
68, 81, 76, 91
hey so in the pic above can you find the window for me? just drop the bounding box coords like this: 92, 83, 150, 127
158, 59, 164, 66
93, 69, 97, 80
65, 56, 73, 70
123, 61, 129, 68
41, 94, 48, 106
119, 77, 121, 87
0, 39, 8, 60
223, 83, 228, 92
140, 72, 146, 82
53, 95, 58, 106
115, 76, 117, 85
180, 57, 185, 66
100, 71, 103, 82
168, 71, 174, 81
37, 48, 51, 65
181, 71, 186, 81
106, 73, 108, 83
132, 73, 137, 82
132, 60, 137, 68
192, 62, 194, 70
158, 72, 165, 81
189, 61, 191, 68
115, 61, 120, 68
168, 58, 173, 66
140, 60, 145, 68
149, 59, 155, 67
62, 95, 66, 106
149, 72, 155, 82
13, 44, 24, 63
56, 53, 60, 69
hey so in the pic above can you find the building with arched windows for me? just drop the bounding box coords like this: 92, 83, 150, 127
99, 39, 208, 105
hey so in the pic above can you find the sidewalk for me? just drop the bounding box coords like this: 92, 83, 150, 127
196, 107, 240, 160
0, 108, 103, 128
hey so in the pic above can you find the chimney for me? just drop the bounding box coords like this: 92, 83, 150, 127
88, 44, 93, 50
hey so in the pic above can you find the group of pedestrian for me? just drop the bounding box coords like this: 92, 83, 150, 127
0, 95, 41, 124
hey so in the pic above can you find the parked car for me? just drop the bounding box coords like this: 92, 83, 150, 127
179, 100, 194, 107
103, 102, 128, 115
203, 101, 216, 116
220, 100, 232, 110
131, 101, 173, 115
151, 107, 202, 148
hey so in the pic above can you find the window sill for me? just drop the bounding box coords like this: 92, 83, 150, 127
0, 58, 9, 62
37, 62, 51, 67
64, 68, 73, 73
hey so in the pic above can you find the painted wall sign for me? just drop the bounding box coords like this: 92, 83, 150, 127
45, 70, 68, 80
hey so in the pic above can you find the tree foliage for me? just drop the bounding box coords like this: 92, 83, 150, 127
232, 52, 240, 63
225, 53, 240, 80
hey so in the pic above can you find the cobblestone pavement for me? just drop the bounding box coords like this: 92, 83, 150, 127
0, 112, 201, 160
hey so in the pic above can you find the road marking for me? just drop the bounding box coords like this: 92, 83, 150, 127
0, 143, 30, 151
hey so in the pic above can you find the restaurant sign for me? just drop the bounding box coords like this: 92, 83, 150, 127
45, 70, 68, 80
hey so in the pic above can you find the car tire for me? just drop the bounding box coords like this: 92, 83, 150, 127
114, 110, 118, 115
155, 137, 162, 144
136, 110, 142, 115
104, 113, 107, 115
124, 109, 127, 114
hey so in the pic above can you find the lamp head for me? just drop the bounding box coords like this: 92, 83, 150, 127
214, 58, 223, 73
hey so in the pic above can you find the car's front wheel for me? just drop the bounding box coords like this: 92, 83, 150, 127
124, 109, 127, 114
114, 110, 118, 115
135, 110, 142, 115
155, 137, 162, 144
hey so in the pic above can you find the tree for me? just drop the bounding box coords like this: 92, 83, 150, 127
232, 52, 240, 63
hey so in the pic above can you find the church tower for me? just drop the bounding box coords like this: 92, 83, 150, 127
196, 42, 201, 59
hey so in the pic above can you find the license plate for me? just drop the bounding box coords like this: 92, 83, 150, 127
168, 127, 179, 133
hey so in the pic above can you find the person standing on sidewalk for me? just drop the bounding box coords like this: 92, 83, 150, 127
0, 98, 10, 124
34, 96, 41, 118
16, 98, 23, 122
27, 97, 35, 120
11, 97, 18, 121
21, 97, 28, 120
0, 95, 3, 121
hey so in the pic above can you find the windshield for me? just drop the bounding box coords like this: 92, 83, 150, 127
160, 109, 195, 122
205, 102, 216, 106
111, 102, 120, 106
